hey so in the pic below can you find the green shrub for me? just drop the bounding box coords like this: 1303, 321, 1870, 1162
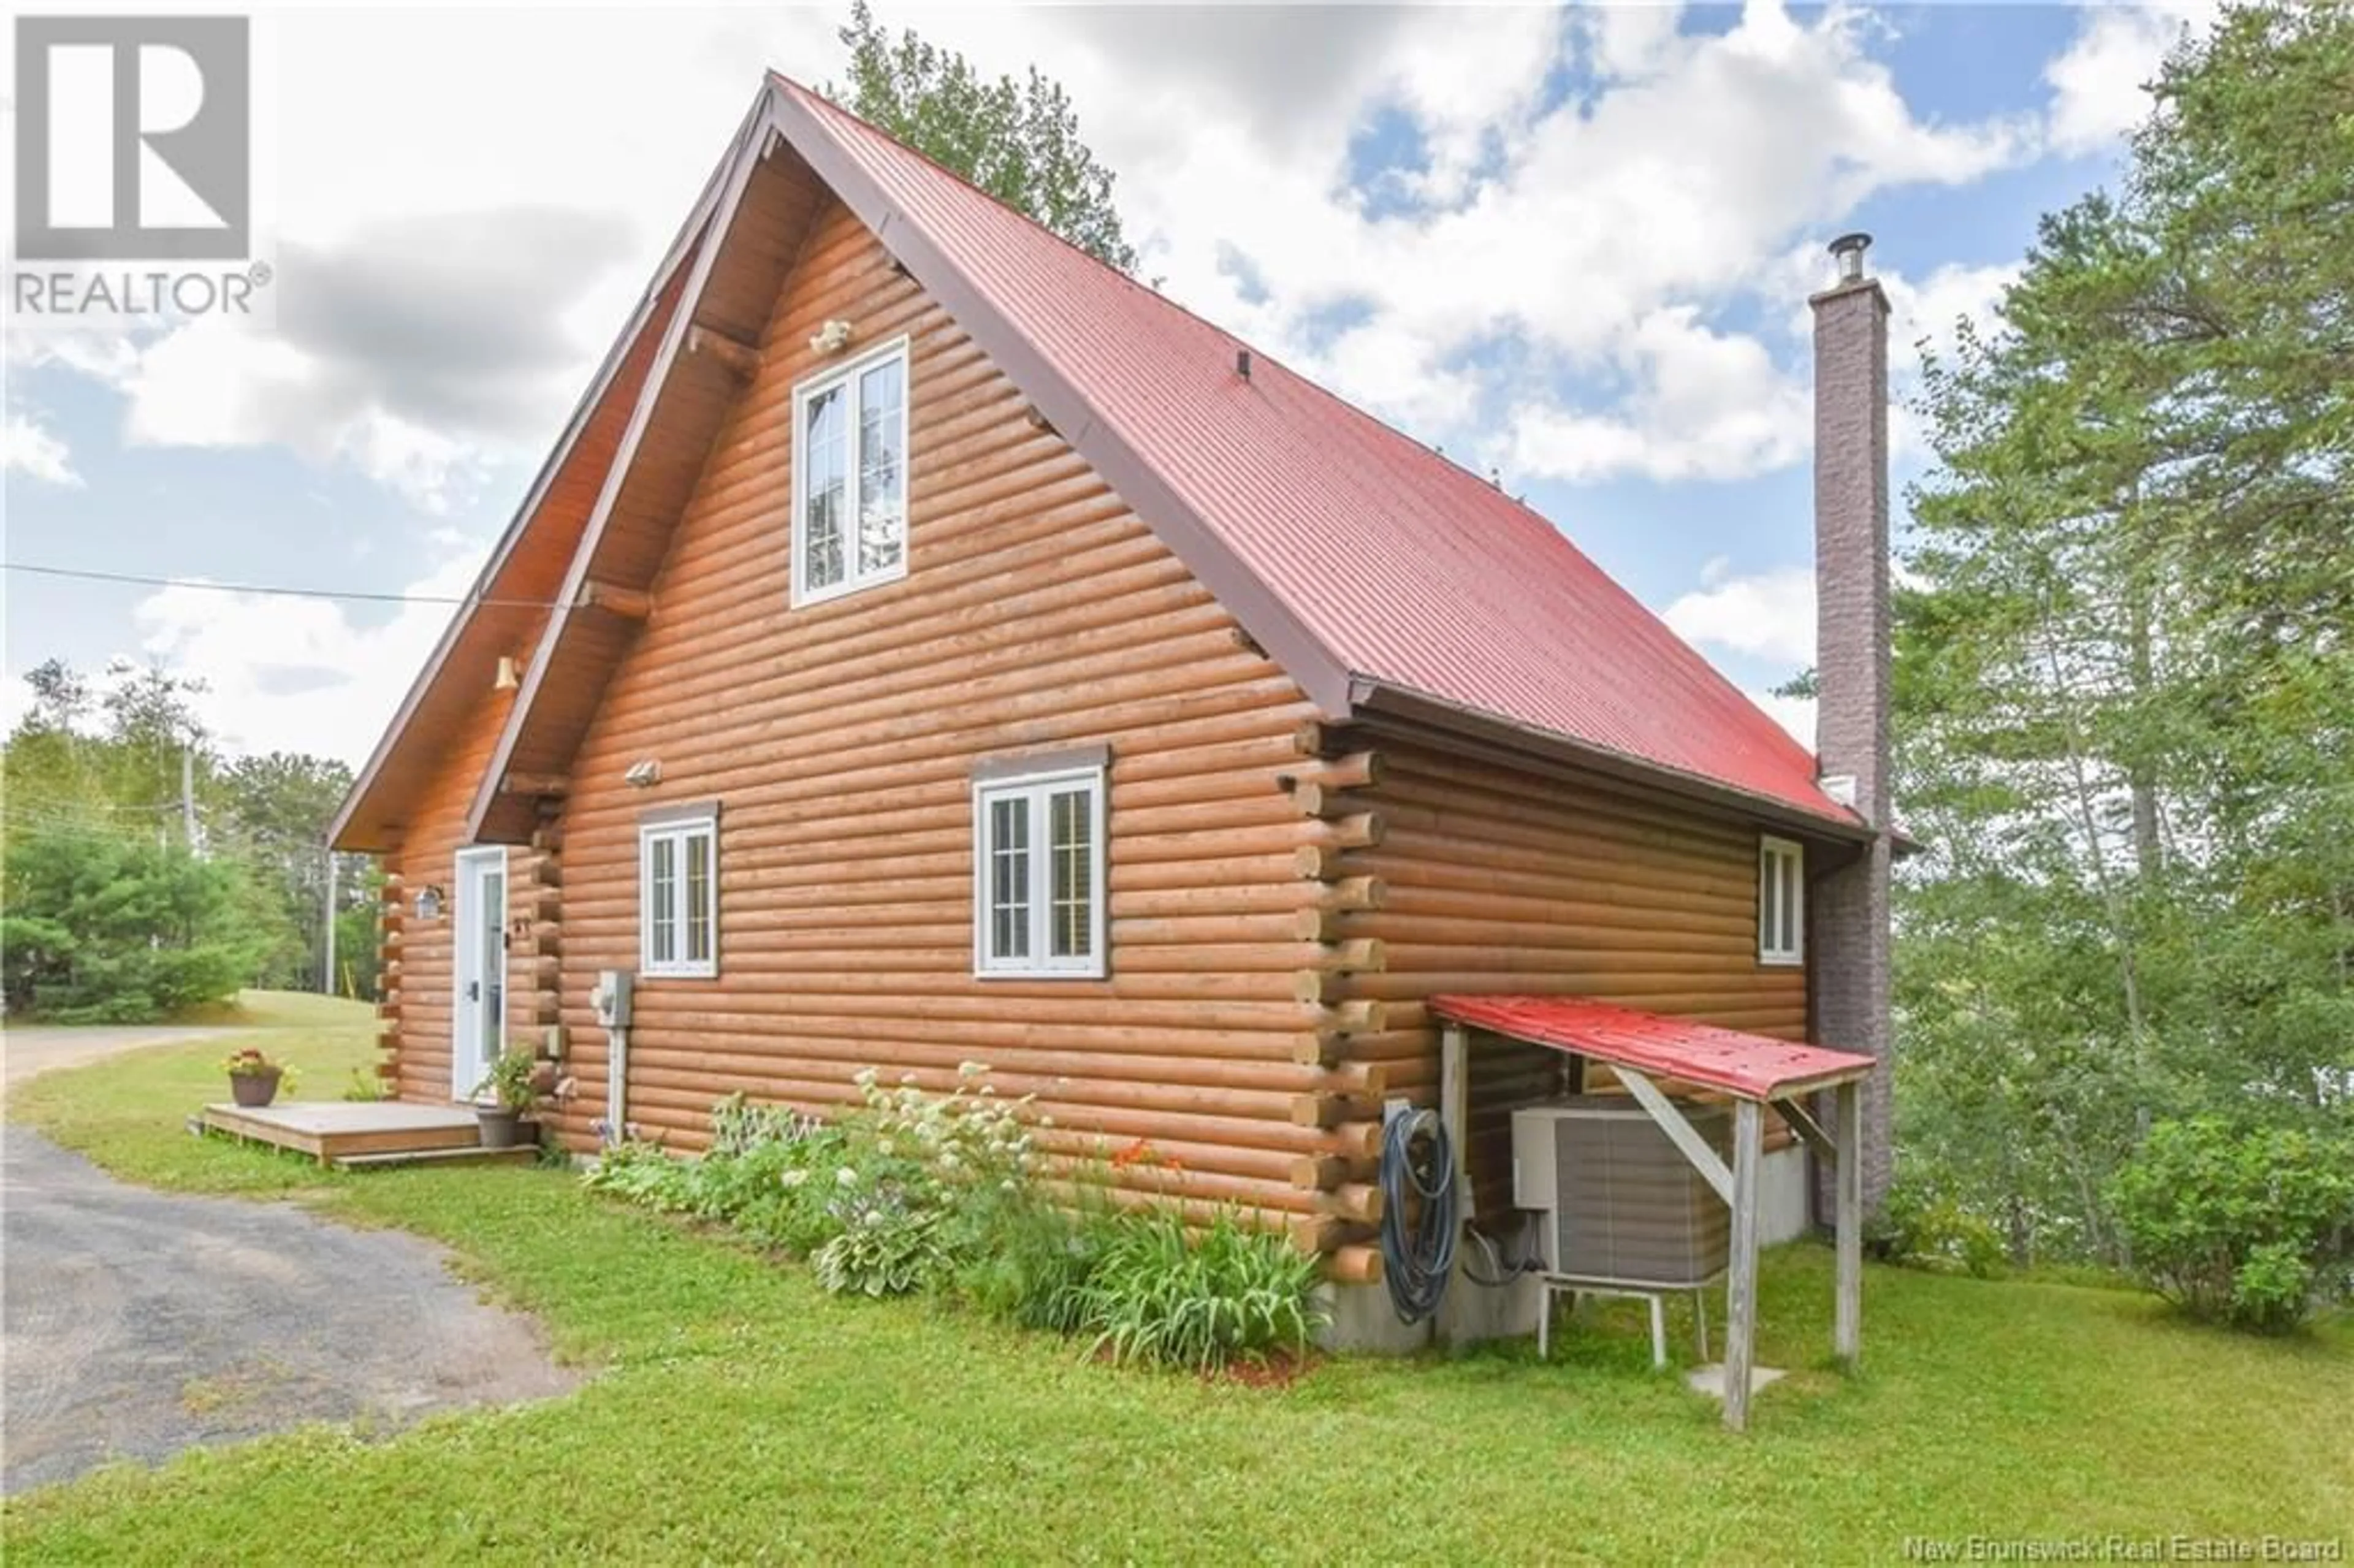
2108, 1117, 2354, 1333
813, 1195, 950, 1296
1081, 1206, 1325, 1372
581, 1140, 698, 1212
1868, 1177, 2005, 1278
951, 1187, 1118, 1334
701, 1130, 853, 1257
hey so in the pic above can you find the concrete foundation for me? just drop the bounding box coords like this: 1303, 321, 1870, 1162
1435, 1259, 1544, 1345
1320, 1246, 1549, 1352
1319, 1281, 1428, 1353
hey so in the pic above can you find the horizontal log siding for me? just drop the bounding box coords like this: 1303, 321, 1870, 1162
547, 199, 1334, 1214
383, 663, 544, 1103
1346, 739, 1806, 1220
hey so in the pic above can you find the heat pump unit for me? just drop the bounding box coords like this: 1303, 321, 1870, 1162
1511, 1098, 1731, 1287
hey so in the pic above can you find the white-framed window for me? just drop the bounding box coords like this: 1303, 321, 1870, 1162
973, 758, 1107, 978
1758, 835, 1804, 967
791, 337, 910, 606
640, 809, 718, 978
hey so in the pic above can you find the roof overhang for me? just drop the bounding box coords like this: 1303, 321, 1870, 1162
1350, 679, 1872, 844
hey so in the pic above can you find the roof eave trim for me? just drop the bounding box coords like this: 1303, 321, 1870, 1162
324, 118, 745, 856
459, 87, 780, 847
1349, 677, 1871, 843
766, 86, 1357, 720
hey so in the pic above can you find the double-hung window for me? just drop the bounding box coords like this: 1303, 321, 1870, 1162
792, 338, 909, 605
973, 755, 1107, 978
1758, 835, 1804, 966
641, 807, 718, 978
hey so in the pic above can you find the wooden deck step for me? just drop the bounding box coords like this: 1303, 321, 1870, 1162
333, 1144, 540, 1171
200, 1100, 489, 1165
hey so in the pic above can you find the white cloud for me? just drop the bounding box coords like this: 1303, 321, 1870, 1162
885, 1, 2034, 473
2044, 2, 2215, 156
2, 410, 81, 487
130, 546, 487, 766
1663, 555, 1817, 664
119, 319, 485, 512
1507, 308, 1813, 484
28, 3, 2041, 506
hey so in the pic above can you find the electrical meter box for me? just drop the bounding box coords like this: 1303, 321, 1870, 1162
590, 970, 633, 1029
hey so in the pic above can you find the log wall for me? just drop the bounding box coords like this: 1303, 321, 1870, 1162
537, 197, 1380, 1222
1312, 736, 1811, 1266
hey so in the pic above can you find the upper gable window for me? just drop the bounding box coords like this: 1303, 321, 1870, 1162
1758, 835, 1804, 967
793, 338, 910, 606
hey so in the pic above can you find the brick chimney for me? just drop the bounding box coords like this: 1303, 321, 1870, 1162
1810, 232, 1894, 1211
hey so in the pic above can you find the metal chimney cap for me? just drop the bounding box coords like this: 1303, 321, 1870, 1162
1829, 232, 1873, 283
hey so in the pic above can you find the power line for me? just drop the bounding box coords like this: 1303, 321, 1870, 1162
2, 560, 560, 609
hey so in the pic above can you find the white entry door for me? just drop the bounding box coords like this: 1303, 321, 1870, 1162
452, 846, 509, 1100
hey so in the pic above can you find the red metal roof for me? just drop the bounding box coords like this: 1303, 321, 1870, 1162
1430, 995, 1876, 1101
781, 80, 1851, 826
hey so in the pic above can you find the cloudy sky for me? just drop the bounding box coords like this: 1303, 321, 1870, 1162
2, 1, 2208, 765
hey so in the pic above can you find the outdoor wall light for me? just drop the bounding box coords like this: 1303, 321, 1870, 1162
414, 884, 446, 922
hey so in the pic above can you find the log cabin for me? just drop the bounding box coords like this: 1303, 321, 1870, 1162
329, 75, 1897, 1347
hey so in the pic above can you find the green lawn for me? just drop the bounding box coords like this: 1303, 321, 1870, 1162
6, 1009, 2350, 1565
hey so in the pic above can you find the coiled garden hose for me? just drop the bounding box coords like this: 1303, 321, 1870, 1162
1379, 1108, 1459, 1323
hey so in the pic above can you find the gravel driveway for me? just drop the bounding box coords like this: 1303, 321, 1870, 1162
1, 1022, 243, 1092
2, 1027, 577, 1494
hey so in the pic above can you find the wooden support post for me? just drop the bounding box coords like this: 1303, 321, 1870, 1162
1834, 1078, 1863, 1367
1723, 1097, 1764, 1433
1440, 1024, 1472, 1222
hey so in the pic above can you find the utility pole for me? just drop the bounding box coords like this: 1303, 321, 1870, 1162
323, 850, 338, 996
180, 742, 198, 853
